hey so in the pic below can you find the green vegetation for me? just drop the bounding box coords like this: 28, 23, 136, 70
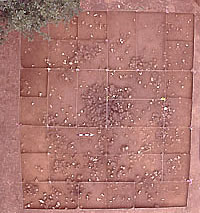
0, 0, 80, 43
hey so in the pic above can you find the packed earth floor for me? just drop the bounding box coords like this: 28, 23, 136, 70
20, 11, 193, 209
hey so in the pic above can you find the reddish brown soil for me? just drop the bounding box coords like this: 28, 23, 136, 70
20, 11, 193, 210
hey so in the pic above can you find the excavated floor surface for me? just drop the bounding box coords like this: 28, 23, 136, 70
20, 11, 194, 210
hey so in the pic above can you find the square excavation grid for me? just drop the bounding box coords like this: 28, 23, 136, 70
20, 11, 194, 210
